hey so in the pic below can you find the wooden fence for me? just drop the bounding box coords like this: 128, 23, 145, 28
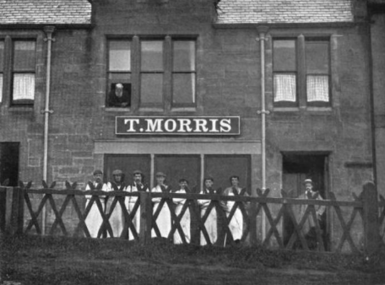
0, 181, 384, 255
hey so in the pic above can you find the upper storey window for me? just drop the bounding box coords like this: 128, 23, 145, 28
106, 36, 197, 110
12, 40, 36, 105
107, 40, 131, 108
273, 38, 330, 108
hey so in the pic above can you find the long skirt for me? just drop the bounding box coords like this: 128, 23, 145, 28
173, 203, 190, 244
85, 198, 104, 238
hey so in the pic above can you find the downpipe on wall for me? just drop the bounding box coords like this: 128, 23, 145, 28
42, 26, 55, 235
257, 26, 270, 242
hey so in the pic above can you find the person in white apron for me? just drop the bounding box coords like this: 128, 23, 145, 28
84, 170, 108, 238
105, 169, 126, 238
125, 170, 149, 240
223, 175, 246, 243
173, 179, 191, 244
151, 172, 171, 238
198, 177, 217, 246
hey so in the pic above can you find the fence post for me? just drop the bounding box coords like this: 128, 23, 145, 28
4, 187, 24, 235
139, 191, 152, 244
362, 182, 380, 256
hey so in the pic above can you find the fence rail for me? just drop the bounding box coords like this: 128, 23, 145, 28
0, 181, 383, 255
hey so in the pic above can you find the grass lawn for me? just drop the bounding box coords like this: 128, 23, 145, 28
1, 234, 384, 285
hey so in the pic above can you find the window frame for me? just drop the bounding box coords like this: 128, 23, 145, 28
11, 39, 37, 106
105, 35, 198, 112
271, 35, 332, 109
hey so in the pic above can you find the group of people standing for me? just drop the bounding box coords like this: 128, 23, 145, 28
84, 169, 247, 245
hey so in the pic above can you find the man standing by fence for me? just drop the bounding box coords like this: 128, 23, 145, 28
295, 178, 326, 249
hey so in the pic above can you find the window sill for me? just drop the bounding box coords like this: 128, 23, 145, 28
103, 107, 132, 112
138, 107, 164, 112
272, 107, 300, 112
306, 107, 332, 112
8, 106, 34, 112
171, 107, 197, 113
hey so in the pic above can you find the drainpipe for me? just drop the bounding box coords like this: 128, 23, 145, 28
42, 26, 55, 235
257, 26, 269, 241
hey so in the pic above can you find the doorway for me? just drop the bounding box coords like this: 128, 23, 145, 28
281, 152, 330, 249
0, 142, 20, 186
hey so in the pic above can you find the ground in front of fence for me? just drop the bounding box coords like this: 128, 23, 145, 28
1, 235, 384, 285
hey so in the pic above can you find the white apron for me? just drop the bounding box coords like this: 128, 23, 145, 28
226, 192, 243, 241
85, 182, 107, 238
105, 183, 125, 238
173, 189, 190, 244
198, 190, 217, 245
125, 184, 143, 240
151, 185, 171, 238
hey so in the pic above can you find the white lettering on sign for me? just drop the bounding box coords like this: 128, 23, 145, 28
116, 116, 240, 135
220, 119, 231, 132
145, 119, 163, 132
124, 119, 140, 132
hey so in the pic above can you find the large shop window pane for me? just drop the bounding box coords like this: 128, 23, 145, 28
307, 75, 329, 102
274, 74, 296, 102
141, 41, 163, 71
13, 41, 36, 71
173, 41, 195, 72
104, 154, 151, 185
109, 40, 131, 71
140, 73, 163, 104
273, 40, 296, 71
305, 41, 329, 74
205, 155, 251, 194
155, 155, 200, 192
12, 73, 35, 102
172, 73, 195, 105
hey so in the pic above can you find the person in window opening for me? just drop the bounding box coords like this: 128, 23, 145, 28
198, 177, 217, 246
125, 170, 149, 240
84, 170, 108, 238
173, 179, 191, 244
108, 83, 130, 107
295, 178, 326, 250
151, 172, 172, 239
223, 175, 248, 245
105, 169, 126, 238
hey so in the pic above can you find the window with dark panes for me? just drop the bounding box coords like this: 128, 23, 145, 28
140, 40, 164, 106
0, 41, 4, 103
172, 40, 196, 107
12, 40, 36, 105
154, 155, 200, 192
305, 40, 330, 105
107, 40, 131, 107
273, 39, 297, 106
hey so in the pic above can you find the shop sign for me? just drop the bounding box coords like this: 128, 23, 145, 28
116, 116, 240, 135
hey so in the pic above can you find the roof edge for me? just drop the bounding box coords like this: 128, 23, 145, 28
213, 21, 363, 30
0, 23, 94, 30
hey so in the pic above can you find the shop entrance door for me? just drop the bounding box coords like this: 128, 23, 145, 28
281, 152, 330, 249
0, 142, 20, 186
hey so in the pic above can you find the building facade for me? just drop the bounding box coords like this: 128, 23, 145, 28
0, 0, 383, 250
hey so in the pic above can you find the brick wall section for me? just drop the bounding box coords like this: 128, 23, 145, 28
217, 0, 354, 24
0, 0, 91, 25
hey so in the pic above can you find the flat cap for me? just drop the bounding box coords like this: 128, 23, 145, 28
303, 179, 313, 185
93, 170, 103, 176
112, 169, 123, 175
155, 172, 166, 177
133, 170, 143, 175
